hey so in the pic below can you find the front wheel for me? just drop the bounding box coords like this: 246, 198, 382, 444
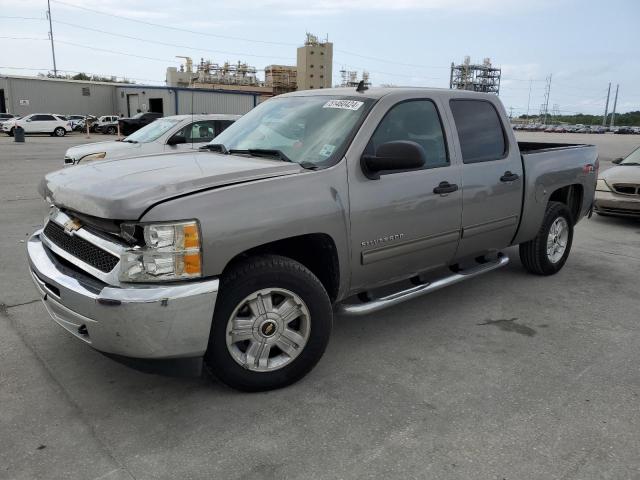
205, 255, 333, 391
519, 201, 574, 275
53, 127, 66, 137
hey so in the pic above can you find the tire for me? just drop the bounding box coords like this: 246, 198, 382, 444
519, 201, 574, 275
53, 127, 66, 137
106, 126, 116, 135
205, 254, 333, 392
8, 128, 14, 137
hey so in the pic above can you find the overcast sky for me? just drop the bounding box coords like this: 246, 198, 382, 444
1, 0, 638, 116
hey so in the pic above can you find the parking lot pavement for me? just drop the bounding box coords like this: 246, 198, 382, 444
1, 133, 640, 480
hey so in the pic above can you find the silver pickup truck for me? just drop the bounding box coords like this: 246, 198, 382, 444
27, 87, 598, 391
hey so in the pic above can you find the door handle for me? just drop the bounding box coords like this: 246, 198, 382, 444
500, 171, 520, 182
433, 181, 459, 195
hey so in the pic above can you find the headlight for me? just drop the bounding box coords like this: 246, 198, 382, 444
596, 179, 611, 192
79, 152, 107, 163
119, 220, 202, 282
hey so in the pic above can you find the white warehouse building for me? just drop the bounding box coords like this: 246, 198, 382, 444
0, 75, 260, 117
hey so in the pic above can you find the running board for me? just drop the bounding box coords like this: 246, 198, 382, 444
336, 254, 509, 316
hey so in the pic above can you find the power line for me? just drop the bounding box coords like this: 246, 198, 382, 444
52, 19, 295, 61
49, 1, 453, 73
50, 0, 297, 47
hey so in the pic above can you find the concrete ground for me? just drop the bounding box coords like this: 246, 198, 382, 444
1, 132, 639, 480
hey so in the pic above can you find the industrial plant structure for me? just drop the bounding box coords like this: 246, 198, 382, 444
450, 56, 501, 94
166, 33, 335, 98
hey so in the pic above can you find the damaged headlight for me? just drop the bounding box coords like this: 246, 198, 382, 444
119, 220, 202, 282
79, 152, 107, 163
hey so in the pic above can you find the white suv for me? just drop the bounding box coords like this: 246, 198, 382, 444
2, 113, 72, 137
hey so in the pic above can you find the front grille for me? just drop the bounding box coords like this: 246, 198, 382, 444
613, 184, 640, 196
43, 221, 119, 273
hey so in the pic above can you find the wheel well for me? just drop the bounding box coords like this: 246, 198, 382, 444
223, 233, 340, 302
549, 184, 583, 224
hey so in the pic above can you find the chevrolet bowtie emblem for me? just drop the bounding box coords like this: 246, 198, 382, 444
63, 218, 82, 235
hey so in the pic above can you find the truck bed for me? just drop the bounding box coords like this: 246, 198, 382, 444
512, 142, 598, 245
517, 141, 592, 154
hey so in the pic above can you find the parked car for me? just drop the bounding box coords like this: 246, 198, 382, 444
93, 115, 120, 134
66, 115, 86, 130
28, 87, 597, 391
118, 111, 163, 135
0, 113, 15, 125
594, 147, 640, 217
64, 114, 240, 165
2, 113, 72, 137
614, 127, 634, 135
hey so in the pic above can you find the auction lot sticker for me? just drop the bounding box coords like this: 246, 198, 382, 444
323, 100, 364, 111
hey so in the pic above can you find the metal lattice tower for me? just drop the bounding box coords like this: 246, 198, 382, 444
450, 56, 501, 94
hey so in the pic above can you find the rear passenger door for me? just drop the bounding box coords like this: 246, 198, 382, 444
448, 98, 523, 258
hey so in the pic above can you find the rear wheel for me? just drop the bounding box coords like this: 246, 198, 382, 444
53, 127, 66, 137
205, 255, 333, 391
519, 201, 574, 275
106, 126, 117, 135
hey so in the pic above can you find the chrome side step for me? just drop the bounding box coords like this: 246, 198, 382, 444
336, 254, 509, 316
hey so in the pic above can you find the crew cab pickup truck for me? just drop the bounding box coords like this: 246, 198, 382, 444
27, 87, 597, 391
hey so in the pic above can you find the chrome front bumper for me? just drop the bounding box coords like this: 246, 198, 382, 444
27, 230, 219, 359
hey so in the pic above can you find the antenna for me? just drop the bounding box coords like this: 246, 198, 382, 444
356, 80, 368, 93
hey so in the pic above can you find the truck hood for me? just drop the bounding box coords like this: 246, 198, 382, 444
40, 151, 303, 220
600, 165, 640, 184
65, 140, 143, 161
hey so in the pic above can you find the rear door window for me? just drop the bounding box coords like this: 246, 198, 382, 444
449, 100, 507, 163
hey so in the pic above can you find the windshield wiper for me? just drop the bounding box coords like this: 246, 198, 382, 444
200, 143, 228, 154
122, 139, 137, 143
228, 148, 294, 163
228, 148, 318, 170
620, 162, 640, 166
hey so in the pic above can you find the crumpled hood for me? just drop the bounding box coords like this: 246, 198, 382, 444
600, 165, 640, 184
65, 140, 143, 161
40, 151, 303, 219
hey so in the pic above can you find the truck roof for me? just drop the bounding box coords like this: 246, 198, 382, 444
282, 86, 498, 101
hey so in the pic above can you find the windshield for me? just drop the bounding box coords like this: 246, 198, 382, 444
621, 147, 640, 165
124, 118, 182, 143
212, 95, 374, 167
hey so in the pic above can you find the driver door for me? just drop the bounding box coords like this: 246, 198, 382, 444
166, 121, 217, 151
347, 95, 463, 291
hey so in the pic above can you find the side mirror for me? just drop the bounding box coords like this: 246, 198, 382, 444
612, 157, 623, 165
26, 119, 32, 122
361, 140, 426, 180
167, 135, 186, 146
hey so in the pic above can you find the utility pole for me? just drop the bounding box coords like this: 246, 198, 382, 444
509, 106, 513, 120
47, 0, 58, 76
602, 82, 611, 126
610, 84, 619, 128
542, 74, 552, 125
525, 79, 532, 122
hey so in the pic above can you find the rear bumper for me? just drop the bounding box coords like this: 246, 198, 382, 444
27, 230, 219, 359
594, 191, 640, 217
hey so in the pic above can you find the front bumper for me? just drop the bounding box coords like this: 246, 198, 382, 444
594, 191, 640, 217
27, 230, 219, 359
